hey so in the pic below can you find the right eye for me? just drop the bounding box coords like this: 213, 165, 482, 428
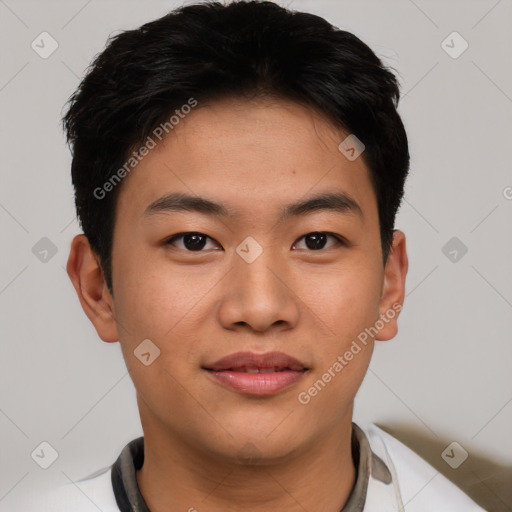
165, 232, 222, 252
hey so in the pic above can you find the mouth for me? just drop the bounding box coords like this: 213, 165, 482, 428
203, 351, 309, 396
217, 367, 302, 373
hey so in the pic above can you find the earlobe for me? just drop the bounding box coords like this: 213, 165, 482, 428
66, 234, 119, 343
375, 229, 408, 341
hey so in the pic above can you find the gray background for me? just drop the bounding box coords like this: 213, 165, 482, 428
1, 0, 511, 510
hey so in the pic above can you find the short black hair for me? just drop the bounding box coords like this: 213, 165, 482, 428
63, 0, 409, 294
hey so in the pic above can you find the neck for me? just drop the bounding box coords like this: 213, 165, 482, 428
136, 405, 356, 512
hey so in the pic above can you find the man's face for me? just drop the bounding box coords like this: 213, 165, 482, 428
85, 97, 405, 462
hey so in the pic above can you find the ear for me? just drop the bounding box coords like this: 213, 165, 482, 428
375, 229, 408, 341
66, 234, 119, 343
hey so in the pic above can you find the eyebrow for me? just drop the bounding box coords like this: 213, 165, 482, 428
143, 191, 363, 221
279, 191, 363, 220
143, 193, 232, 218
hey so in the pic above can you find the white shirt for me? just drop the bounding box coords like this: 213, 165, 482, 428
25, 423, 486, 511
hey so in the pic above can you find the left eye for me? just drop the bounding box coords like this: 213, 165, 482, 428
293, 232, 343, 251
166, 232, 220, 251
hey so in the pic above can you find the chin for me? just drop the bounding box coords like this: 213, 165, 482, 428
193, 415, 311, 466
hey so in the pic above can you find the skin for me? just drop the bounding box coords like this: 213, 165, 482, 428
67, 97, 408, 512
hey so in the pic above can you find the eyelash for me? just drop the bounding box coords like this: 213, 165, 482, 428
164, 232, 346, 251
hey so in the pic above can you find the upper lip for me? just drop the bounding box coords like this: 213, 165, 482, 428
203, 351, 307, 372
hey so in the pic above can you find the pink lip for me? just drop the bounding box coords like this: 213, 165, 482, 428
203, 351, 308, 396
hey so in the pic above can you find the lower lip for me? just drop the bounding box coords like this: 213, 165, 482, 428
206, 369, 306, 396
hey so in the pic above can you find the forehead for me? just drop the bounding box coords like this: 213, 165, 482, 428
115, 97, 377, 224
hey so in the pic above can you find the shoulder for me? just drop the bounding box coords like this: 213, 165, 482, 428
36, 465, 120, 512
358, 423, 486, 511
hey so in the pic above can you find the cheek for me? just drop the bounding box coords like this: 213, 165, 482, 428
111, 251, 224, 383
296, 255, 381, 416
112, 250, 200, 337
294, 257, 383, 343
111, 258, 206, 415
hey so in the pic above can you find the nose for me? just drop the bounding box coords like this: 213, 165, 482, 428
217, 251, 300, 334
